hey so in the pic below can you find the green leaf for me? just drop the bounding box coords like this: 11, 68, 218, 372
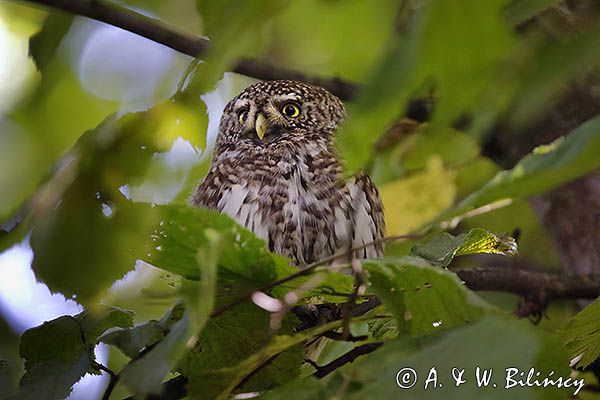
10, 306, 133, 400
11, 58, 117, 190
30, 113, 164, 303
181, 229, 220, 346
411, 228, 518, 267
119, 312, 191, 397
0, 121, 41, 223
269, 0, 400, 82
145, 204, 355, 304
277, 271, 355, 303
186, 0, 287, 93
146, 204, 284, 286
263, 315, 572, 400
19, 317, 85, 370
7, 355, 90, 400
180, 302, 302, 397
116, 228, 217, 397
440, 116, 600, 224
0, 216, 31, 255
28, 13, 73, 72
340, 0, 515, 170
505, 28, 600, 129
185, 310, 344, 400
100, 321, 165, 359
75, 305, 135, 349
398, 128, 481, 172
563, 297, 600, 369
364, 257, 495, 336
454, 158, 501, 200
100, 304, 184, 359
368, 317, 400, 341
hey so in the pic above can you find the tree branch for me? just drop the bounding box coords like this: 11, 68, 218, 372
20, 0, 361, 100
454, 267, 600, 300
25, 2, 600, 398
95, 362, 119, 400
309, 342, 383, 378
292, 266, 600, 332
126, 265, 600, 400
454, 266, 600, 318
123, 375, 187, 400
234, 58, 360, 101
24, 0, 209, 56
209, 234, 420, 319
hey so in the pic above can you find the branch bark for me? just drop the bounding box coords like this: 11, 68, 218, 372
126, 265, 600, 400
123, 375, 187, 400
454, 267, 600, 300
309, 342, 383, 378
26, 0, 209, 56
24, 1, 600, 398
482, 4, 600, 285
293, 267, 600, 327
20, 0, 361, 100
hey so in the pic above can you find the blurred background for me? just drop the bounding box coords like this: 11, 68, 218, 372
1, 0, 600, 399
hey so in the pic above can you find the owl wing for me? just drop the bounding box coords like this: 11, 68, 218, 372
344, 173, 385, 259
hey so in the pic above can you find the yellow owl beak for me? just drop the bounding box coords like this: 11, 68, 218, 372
255, 113, 268, 140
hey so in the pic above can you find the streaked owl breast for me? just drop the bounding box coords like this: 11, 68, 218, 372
191, 80, 384, 267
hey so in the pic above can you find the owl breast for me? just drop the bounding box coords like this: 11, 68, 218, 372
212, 153, 353, 267
193, 146, 384, 268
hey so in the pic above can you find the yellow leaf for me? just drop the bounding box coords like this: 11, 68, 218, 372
381, 156, 456, 235
153, 101, 208, 150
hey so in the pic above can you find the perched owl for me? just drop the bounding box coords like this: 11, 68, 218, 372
191, 80, 384, 267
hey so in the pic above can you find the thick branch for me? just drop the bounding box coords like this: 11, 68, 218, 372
21, 0, 361, 100
296, 267, 600, 329
454, 267, 600, 300
233, 58, 359, 101
128, 266, 600, 400
25, 0, 209, 56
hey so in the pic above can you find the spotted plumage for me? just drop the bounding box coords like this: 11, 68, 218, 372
191, 80, 384, 267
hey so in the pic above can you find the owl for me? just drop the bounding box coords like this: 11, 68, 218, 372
191, 80, 384, 267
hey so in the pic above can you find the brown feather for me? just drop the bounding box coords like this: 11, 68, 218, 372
191, 80, 385, 267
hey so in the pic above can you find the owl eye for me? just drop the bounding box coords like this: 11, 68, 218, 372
238, 110, 248, 124
280, 102, 300, 118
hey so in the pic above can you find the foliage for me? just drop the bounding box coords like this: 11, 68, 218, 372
262, 315, 571, 400
0, 0, 599, 399
438, 117, 600, 225
563, 298, 600, 369
8, 306, 133, 400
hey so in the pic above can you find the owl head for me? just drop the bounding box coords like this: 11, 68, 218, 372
215, 80, 346, 150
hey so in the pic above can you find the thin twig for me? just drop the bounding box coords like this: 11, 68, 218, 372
95, 362, 119, 400
340, 260, 363, 340
123, 375, 188, 400
351, 296, 382, 317
209, 234, 420, 318
311, 342, 384, 378
322, 331, 368, 342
